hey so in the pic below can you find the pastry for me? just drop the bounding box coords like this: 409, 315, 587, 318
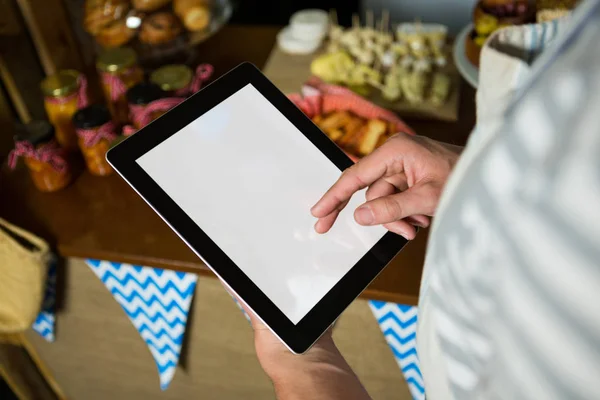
382, 83, 402, 102
430, 73, 451, 106
318, 111, 352, 132
390, 41, 409, 57
174, 0, 211, 31
401, 72, 427, 104
133, 0, 172, 12
312, 110, 399, 157
139, 12, 183, 44
413, 58, 432, 73
357, 119, 387, 156
84, 0, 130, 35
310, 51, 356, 83
95, 19, 136, 48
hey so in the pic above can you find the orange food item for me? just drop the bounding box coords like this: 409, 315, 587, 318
41, 70, 86, 151
97, 47, 144, 124
9, 121, 72, 192
357, 119, 387, 156
73, 105, 117, 176
127, 82, 166, 129
314, 111, 396, 158
78, 137, 112, 176
24, 154, 72, 192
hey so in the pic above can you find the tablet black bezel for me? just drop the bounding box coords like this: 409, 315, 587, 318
107, 62, 408, 353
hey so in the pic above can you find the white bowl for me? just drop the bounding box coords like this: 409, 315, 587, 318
290, 9, 329, 42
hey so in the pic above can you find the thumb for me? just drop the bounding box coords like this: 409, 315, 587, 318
354, 182, 440, 226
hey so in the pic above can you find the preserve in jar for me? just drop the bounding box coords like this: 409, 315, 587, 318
96, 47, 144, 124
41, 70, 88, 151
126, 82, 165, 129
150, 64, 193, 96
8, 121, 72, 192
73, 105, 117, 176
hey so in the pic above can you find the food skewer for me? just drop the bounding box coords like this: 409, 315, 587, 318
366, 10, 374, 29
352, 13, 360, 29
329, 8, 338, 26
382, 10, 390, 33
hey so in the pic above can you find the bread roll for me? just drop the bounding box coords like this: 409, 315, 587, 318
174, 0, 211, 31
132, 0, 172, 12
139, 12, 183, 44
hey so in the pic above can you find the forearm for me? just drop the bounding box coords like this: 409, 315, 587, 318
272, 350, 370, 400
259, 334, 371, 400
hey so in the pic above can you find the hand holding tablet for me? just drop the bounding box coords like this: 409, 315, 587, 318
107, 63, 408, 353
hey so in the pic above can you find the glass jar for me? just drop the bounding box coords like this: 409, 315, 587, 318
126, 82, 165, 129
41, 70, 87, 151
150, 64, 193, 96
73, 105, 117, 176
97, 47, 144, 124
8, 121, 72, 192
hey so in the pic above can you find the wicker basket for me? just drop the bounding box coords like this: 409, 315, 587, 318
0, 218, 50, 333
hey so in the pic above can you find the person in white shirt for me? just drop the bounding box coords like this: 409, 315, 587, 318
243, 1, 600, 398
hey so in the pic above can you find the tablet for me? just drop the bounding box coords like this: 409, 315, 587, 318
107, 63, 408, 354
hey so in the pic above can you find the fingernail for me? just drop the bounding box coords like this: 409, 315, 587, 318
310, 204, 319, 215
355, 207, 374, 225
398, 229, 412, 240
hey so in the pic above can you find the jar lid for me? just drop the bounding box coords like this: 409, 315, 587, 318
41, 70, 81, 98
72, 105, 111, 129
150, 65, 192, 91
96, 47, 138, 73
127, 82, 165, 105
14, 120, 55, 145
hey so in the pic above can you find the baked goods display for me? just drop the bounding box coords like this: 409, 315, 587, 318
465, 0, 535, 67
312, 111, 398, 158
310, 11, 454, 111
83, 0, 225, 51
139, 11, 183, 44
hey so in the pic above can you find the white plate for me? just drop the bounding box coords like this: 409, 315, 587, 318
453, 24, 479, 89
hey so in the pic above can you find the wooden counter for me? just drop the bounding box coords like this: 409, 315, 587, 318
0, 25, 476, 305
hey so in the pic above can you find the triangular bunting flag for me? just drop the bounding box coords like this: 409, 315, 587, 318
32, 259, 57, 342
368, 300, 425, 400
230, 295, 251, 322
86, 259, 198, 390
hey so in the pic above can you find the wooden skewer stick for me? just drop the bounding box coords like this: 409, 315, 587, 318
352, 13, 360, 29
367, 78, 384, 90
382, 9, 390, 33
366, 10, 374, 29
329, 9, 338, 26
373, 55, 382, 73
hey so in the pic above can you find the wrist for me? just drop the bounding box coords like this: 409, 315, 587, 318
255, 330, 340, 381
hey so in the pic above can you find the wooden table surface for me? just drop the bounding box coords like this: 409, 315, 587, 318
0, 25, 476, 305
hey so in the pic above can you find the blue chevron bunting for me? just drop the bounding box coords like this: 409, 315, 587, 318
32, 259, 57, 342
231, 295, 251, 322
369, 300, 425, 400
86, 259, 198, 390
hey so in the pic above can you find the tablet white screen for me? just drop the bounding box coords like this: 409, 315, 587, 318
137, 84, 386, 324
